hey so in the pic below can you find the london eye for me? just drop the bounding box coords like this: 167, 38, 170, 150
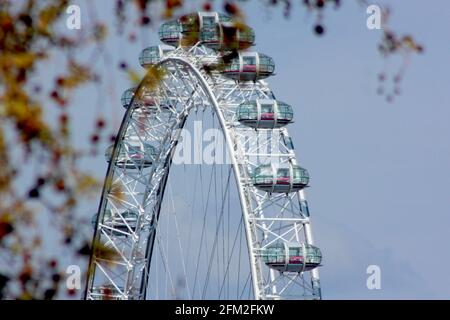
85, 11, 322, 300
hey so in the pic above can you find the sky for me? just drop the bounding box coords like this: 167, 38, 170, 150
244, 1, 450, 299
33, 0, 450, 299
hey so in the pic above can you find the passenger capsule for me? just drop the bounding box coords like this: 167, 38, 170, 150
222, 52, 275, 81
105, 142, 157, 169
121, 87, 136, 109
159, 12, 255, 50
237, 99, 293, 128
261, 243, 322, 273
199, 14, 254, 50
252, 163, 309, 193
158, 20, 182, 46
121, 87, 169, 112
92, 209, 139, 236
139, 45, 174, 68
91, 285, 123, 300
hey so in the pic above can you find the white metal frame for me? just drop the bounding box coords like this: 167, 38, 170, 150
85, 42, 321, 300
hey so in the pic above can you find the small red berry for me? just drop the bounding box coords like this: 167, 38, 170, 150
90, 134, 100, 143
49, 260, 57, 268
224, 2, 238, 15
59, 113, 68, 124
203, 2, 212, 11
67, 288, 76, 296
37, 177, 46, 186
56, 77, 65, 86
55, 179, 65, 192
50, 90, 59, 99
141, 16, 151, 25
96, 118, 106, 129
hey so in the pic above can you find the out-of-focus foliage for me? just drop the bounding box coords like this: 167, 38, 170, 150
374, 6, 424, 101
0, 0, 422, 299
0, 0, 106, 299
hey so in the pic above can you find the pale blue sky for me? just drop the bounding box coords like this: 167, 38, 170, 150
42, 0, 450, 299
248, 0, 450, 299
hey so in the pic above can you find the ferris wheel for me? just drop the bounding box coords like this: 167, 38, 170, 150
84, 11, 322, 300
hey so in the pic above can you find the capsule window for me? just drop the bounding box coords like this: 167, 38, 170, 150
121, 88, 136, 108
239, 27, 255, 44
243, 56, 257, 72
260, 104, 272, 113
263, 246, 284, 264
259, 54, 275, 74
202, 16, 216, 28
278, 103, 293, 120
237, 103, 257, 120
253, 165, 273, 182
218, 14, 233, 23
261, 243, 322, 272
253, 164, 309, 193
180, 14, 199, 33
289, 247, 301, 259
161, 22, 180, 36
237, 100, 293, 128
260, 104, 274, 120
139, 47, 160, 67
293, 167, 309, 185
200, 28, 220, 44
277, 168, 290, 179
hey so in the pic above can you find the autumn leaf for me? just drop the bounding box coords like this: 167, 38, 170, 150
57, 61, 93, 89
108, 181, 126, 204
127, 69, 142, 86
75, 173, 100, 196
139, 65, 166, 93
0, 53, 36, 69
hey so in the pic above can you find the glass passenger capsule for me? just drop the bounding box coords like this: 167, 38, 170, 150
159, 12, 255, 50
199, 14, 254, 50
139, 45, 174, 68
121, 87, 170, 112
121, 87, 136, 109
222, 52, 275, 81
159, 13, 203, 46
236, 99, 293, 128
158, 20, 183, 46
260, 243, 322, 273
252, 163, 309, 193
105, 142, 157, 169
91, 285, 123, 300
